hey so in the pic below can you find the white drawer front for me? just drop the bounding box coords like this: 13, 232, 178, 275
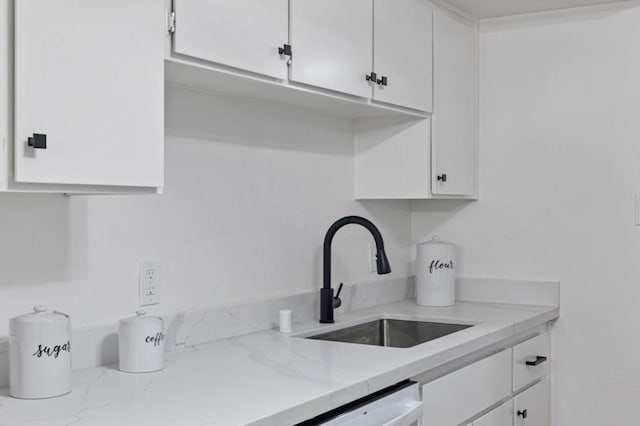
514, 378, 550, 426
421, 349, 512, 426
472, 400, 513, 426
513, 333, 550, 392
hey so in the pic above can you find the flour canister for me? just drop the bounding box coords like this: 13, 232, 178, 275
118, 310, 164, 373
9, 306, 72, 399
416, 237, 456, 306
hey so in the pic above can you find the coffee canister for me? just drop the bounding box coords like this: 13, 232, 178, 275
416, 236, 456, 307
9, 306, 72, 399
118, 310, 165, 373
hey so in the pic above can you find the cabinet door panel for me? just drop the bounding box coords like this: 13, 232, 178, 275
421, 349, 511, 426
514, 379, 550, 426
373, 0, 433, 112
173, 0, 288, 79
513, 333, 551, 392
431, 8, 476, 196
14, 0, 164, 187
473, 400, 514, 426
290, 0, 373, 98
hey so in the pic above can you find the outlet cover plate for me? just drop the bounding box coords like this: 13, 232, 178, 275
139, 260, 160, 306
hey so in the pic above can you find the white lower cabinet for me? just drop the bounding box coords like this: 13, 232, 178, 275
513, 332, 550, 392
421, 349, 511, 425
419, 332, 551, 426
514, 378, 551, 426
471, 400, 513, 426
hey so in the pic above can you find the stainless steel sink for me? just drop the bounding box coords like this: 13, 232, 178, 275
307, 318, 473, 348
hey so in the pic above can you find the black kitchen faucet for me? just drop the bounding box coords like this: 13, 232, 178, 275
320, 216, 391, 324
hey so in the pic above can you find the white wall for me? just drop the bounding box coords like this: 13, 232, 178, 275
412, 3, 640, 425
0, 86, 412, 336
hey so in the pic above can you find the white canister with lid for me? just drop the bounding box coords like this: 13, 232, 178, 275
118, 310, 165, 373
9, 305, 72, 399
416, 236, 456, 306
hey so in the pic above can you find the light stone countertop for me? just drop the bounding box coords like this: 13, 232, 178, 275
0, 300, 558, 426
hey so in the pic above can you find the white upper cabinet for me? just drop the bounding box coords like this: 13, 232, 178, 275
431, 7, 477, 196
355, 6, 478, 200
13, 0, 164, 189
172, 0, 289, 80
373, 0, 433, 112
290, 0, 373, 98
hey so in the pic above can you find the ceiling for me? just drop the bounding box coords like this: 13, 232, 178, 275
443, 0, 631, 18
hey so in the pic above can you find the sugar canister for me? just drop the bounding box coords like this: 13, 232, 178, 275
9, 306, 72, 399
118, 310, 165, 373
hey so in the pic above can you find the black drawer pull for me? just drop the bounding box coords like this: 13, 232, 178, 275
365, 72, 377, 82
517, 409, 528, 419
526, 355, 548, 366
437, 174, 447, 182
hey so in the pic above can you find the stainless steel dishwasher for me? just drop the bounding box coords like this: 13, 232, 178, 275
295, 380, 422, 426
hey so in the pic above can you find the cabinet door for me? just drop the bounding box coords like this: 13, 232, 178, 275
290, 0, 373, 98
514, 379, 550, 426
173, 0, 288, 79
373, 0, 433, 112
431, 8, 477, 196
14, 0, 164, 187
473, 400, 514, 426
513, 333, 551, 392
421, 349, 511, 426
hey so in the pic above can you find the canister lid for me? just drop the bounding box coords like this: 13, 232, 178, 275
9, 305, 70, 332
419, 236, 451, 245
119, 309, 162, 325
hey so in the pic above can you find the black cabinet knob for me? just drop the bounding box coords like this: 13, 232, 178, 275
517, 409, 528, 419
365, 72, 377, 82
377, 76, 388, 86
278, 43, 292, 57
27, 133, 47, 149
526, 355, 548, 366
437, 174, 447, 182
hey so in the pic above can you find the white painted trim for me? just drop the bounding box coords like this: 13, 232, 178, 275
429, 0, 479, 23
479, 0, 640, 31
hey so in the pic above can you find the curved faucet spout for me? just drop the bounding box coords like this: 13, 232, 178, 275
320, 216, 391, 324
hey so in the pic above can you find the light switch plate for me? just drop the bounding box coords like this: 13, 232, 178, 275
139, 260, 160, 306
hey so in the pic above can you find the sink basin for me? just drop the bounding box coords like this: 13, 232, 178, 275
306, 318, 473, 348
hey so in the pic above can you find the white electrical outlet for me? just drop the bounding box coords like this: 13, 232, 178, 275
368, 241, 376, 273
139, 261, 160, 306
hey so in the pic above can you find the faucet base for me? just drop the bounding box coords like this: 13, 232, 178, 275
319, 288, 335, 324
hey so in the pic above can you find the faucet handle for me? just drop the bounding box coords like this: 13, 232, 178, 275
333, 283, 344, 309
